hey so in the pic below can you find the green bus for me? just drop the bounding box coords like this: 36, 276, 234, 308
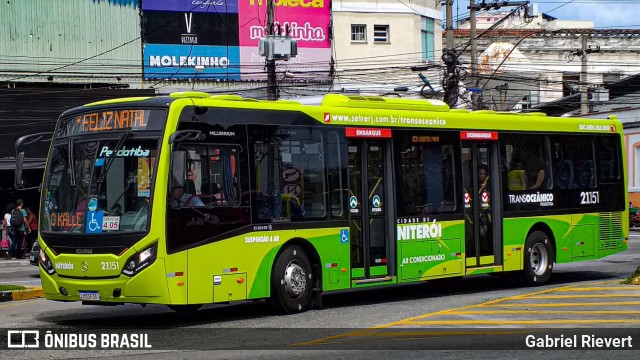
15, 92, 628, 313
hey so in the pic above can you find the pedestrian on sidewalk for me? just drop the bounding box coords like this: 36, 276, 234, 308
25, 207, 37, 255
3, 203, 16, 259
10, 200, 29, 260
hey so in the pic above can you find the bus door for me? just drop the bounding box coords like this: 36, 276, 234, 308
461, 131, 503, 268
346, 128, 394, 281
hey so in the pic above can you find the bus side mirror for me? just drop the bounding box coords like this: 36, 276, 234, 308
14, 131, 52, 191
14, 151, 25, 189
170, 150, 187, 190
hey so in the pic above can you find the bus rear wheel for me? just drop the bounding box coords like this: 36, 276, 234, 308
270, 245, 313, 314
522, 231, 554, 285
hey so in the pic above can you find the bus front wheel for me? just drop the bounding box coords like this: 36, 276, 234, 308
270, 245, 313, 314
522, 231, 554, 285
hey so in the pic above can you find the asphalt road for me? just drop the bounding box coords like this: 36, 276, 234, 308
1, 235, 640, 359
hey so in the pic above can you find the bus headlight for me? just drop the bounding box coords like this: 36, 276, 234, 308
122, 243, 158, 276
39, 249, 55, 275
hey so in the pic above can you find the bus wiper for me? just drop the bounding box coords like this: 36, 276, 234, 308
96, 132, 131, 186
68, 137, 76, 187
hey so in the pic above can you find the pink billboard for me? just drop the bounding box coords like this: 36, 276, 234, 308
238, 0, 332, 80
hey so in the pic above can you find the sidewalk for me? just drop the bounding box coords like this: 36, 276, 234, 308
0, 258, 31, 266
0, 258, 43, 302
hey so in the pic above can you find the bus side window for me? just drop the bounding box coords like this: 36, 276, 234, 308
552, 135, 596, 190
395, 131, 456, 216
501, 133, 550, 192
596, 136, 621, 182
251, 126, 327, 222
555, 159, 575, 189
327, 131, 346, 219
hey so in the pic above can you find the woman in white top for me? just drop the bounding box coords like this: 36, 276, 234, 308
3, 203, 15, 259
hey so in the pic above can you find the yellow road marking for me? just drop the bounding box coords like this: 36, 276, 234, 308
523, 294, 640, 299
449, 310, 640, 315
554, 287, 640, 292
569, 280, 620, 286
294, 282, 584, 346
358, 330, 532, 337
288, 329, 528, 346
294, 280, 624, 346
408, 319, 640, 325
290, 330, 535, 346
485, 301, 640, 307
0, 299, 39, 308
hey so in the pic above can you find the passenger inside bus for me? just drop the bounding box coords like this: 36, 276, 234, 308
527, 157, 546, 190
478, 164, 490, 195
507, 159, 526, 190
477, 164, 492, 244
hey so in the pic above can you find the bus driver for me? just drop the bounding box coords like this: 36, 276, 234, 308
171, 185, 205, 208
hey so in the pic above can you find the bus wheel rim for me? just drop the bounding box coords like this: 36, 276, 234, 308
530, 242, 548, 276
284, 260, 306, 298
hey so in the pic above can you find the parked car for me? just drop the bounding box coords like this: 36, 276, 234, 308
29, 241, 40, 266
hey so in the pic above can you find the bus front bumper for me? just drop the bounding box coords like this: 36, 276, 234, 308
39, 259, 171, 304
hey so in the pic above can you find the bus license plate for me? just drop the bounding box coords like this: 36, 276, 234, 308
79, 292, 100, 301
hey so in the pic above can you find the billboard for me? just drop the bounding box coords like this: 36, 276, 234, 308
143, 44, 241, 79
237, 0, 332, 80
142, 0, 239, 13
141, 0, 331, 80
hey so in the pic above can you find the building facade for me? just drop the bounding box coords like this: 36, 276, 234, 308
450, 9, 640, 111
332, 0, 442, 93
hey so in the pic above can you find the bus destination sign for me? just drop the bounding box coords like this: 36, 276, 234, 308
59, 109, 164, 136
75, 110, 147, 133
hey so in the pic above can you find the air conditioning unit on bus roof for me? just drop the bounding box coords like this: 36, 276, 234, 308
259, 36, 298, 61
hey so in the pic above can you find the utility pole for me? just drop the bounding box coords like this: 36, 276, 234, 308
445, 0, 454, 49
266, 0, 277, 100
441, 0, 459, 107
469, 0, 478, 109
259, 1, 297, 100
580, 34, 589, 114
567, 33, 600, 114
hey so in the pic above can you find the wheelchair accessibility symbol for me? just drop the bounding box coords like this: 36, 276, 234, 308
340, 229, 349, 244
86, 211, 104, 234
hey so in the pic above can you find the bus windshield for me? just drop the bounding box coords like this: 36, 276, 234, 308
41, 137, 159, 234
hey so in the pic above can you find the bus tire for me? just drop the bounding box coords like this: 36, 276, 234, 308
522, 231, 554, 285
168, 304, 202, 312
270, 245, 313, 314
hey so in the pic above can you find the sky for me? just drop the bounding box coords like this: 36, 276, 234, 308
450, 1, 640, 29
538, 1, 640, 28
